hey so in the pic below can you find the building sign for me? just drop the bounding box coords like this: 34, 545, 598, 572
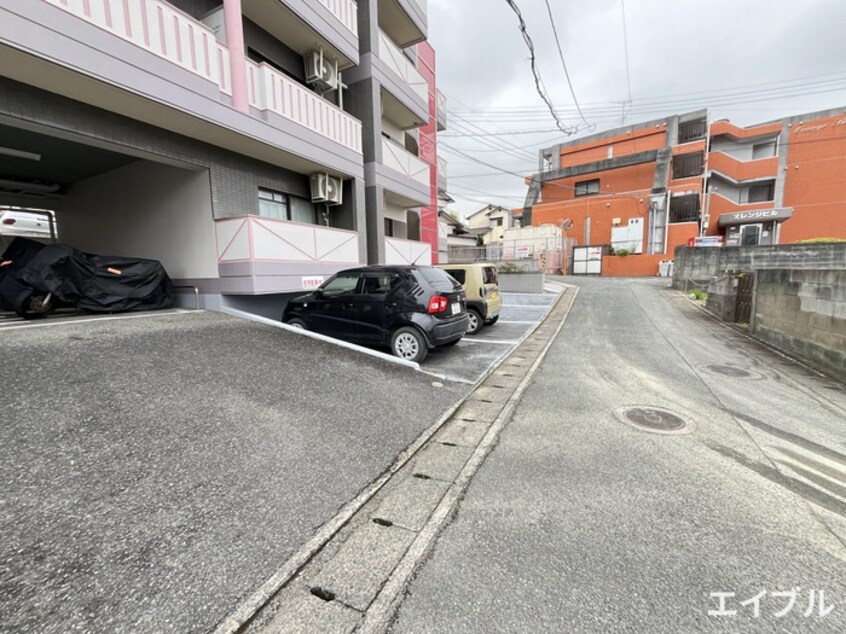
718, 208, 793, 227
515, 244, 532, 258
692, 236, 723, 248
302, 276, 325, 290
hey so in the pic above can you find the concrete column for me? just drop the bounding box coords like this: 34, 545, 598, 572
223, 0, 249, 113
366, 185, 385, 264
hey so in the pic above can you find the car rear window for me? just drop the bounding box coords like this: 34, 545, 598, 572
418, 267, 461, 291
483, 266, 498, 285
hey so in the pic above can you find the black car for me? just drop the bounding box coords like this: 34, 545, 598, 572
282, 265, 469, 362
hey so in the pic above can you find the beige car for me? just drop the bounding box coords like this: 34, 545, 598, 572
437, 262, 501, 334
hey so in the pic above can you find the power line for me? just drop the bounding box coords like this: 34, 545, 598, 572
543, 0, 593, 130
503, 0, 578, 136
619, 0, 633, 124
450, 70, 846, 112
450, 84, 846, 124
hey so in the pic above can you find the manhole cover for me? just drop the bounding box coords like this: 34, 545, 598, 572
614, 406, 694, 435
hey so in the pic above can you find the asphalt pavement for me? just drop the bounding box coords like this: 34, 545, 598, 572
390, 276, 846, 634
421, 290, 559, 384
0, 311, 466, 633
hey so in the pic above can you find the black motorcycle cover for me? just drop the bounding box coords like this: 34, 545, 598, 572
1, 237, 174, 313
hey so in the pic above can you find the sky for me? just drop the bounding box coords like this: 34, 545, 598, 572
428, 0, 846, 219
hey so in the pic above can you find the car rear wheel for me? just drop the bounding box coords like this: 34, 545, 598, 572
466, 308, 483, 335
286, 317, 307, 330
391, 327, 428, 363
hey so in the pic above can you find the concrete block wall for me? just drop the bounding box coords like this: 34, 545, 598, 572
753, 269, 846, 381
672, 243, 846, 289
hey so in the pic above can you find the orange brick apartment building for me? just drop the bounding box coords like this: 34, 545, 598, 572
520, 107, 846, 276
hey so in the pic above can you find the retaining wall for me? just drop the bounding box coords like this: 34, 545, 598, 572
753, 269, 846, 382
672, 243, 846, 289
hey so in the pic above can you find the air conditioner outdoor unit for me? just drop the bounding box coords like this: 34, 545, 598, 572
305, 50, 339, 91
310, 173, 343, 206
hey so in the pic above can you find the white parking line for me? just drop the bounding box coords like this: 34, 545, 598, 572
501, 303, 552, 308
0, 310, 196, 330
497, 320, 538, 325
460, 338, 522, 345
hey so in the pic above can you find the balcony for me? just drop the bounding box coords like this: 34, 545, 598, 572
215, 216, 364, 293
437, 156, 447, 192
710, 120, 783, 140
242, 0, 358, 69
708, 152, 778, 183
45, 0, 231, 94
436, 90, 447, 131
246, 60, 362, 154
8, 0, 364, 176
377, 137, 431, 206
375, 29, 429, 122
384, 236, 432, 266
378, 0, 427, 48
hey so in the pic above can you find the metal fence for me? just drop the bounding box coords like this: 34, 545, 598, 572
447, 238, 567, 273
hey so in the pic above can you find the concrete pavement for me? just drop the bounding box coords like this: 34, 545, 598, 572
390, 277, 846, 633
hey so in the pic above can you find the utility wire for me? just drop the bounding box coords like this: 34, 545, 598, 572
450, 70, 846, 112
504, 0, 578, 136
450, 77, 846, 121
543, 0, 593, 130
619, 0, 633, 124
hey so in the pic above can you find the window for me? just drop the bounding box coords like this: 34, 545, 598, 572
258, 188, 316, 224
384, 218, 394, 237
672, 152, 704, 179
320, 273, 359, 297
449, 269, 467, 285
259, 188, 288, 220
575, 179, 600, 197
483, 266, 498, 284
669, 194, 701, 223
678, 119, 707, 143
361, 273, 399, 295
748, 182, 774, 203
492, 217, 504, 227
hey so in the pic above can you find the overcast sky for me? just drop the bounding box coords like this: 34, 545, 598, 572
428, 0, 846, 218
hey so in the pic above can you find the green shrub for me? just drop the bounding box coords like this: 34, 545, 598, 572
498, 262, 521, 273
689, 289, 708, 301
794, 237, 846, 244
614, 248, 631, 257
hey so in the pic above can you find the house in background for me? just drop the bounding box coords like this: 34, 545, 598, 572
466, 204, 514, 244
0, 0, 443, 317
437, 208, 475, 263
523, 107, 846, 276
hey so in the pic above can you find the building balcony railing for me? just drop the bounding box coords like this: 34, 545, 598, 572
216, 216, 362, 265
377, 29, 428, 104
382, 137, 430, 188
246, 60, 362, 154
316, 0, 358, 37
384, 236, 432, 265
710, 119, 783, 140
708, 152, 778, 183
437, 156, 447, 191
436, 90, 447, 131
47, 0, 232, 93
44, 0, 363, 157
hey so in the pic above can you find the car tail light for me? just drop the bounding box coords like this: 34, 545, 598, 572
427, 295, 448, 314
2, 218, 15, 225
